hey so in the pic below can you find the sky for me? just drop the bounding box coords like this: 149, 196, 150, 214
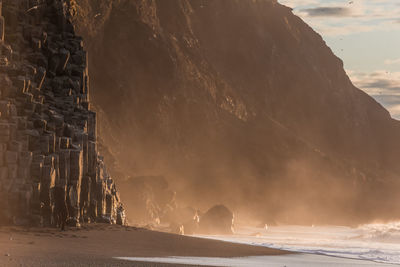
278, 0, 400, 119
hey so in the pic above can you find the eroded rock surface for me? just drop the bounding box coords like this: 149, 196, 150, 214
68, 0, 400, 225
0, 0, 125, 227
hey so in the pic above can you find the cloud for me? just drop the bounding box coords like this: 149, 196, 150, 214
384, 58, 400, 65
373, 96, 400, 118
279, 0, 320, 7
300, 7, 352, 17
279, 0, 400, 36
348, 70, 400, 95
362, 79, 400, 90
347, 70, 400, 119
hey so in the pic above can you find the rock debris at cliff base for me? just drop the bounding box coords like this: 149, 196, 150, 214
0, 0, 125, 227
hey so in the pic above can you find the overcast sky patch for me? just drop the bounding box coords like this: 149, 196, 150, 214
348, 70, 400, 118
300, 7, 352, 17
279, 0, 400, 119
384, 58, 400, 65
348, 70, 400, 95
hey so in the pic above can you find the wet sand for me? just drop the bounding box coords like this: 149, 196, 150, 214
0, 224, 289, 266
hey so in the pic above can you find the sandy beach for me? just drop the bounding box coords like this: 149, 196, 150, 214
0, 224, 288, 266
0, 224, 396, 266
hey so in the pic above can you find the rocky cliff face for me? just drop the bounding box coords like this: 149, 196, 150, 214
0, 0, 125, 227
70, 0, 400, 224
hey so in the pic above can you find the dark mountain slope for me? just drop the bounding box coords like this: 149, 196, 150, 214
70, 0, 400, 224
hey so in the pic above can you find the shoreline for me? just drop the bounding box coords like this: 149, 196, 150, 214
114, 254, 397, 267
192, 224, 400, 266
0, 224, 395, 266
0, 224, 289, 266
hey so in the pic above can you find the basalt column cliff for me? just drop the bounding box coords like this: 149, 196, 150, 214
0, 0, 125, 227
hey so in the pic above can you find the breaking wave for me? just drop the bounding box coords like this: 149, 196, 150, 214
357, 222, 400, 243
195, 222, 400, 265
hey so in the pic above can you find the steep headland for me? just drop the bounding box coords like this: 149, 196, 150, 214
70, 0, 400, 225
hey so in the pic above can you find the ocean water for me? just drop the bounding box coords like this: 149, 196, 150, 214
195, 222, 400, 265
115, 254, 394, 266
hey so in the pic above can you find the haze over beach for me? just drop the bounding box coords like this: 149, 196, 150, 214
0, 0, 399, 266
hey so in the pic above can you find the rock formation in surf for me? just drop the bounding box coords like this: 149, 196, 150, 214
0, 0, 125, 227
198, 205, 234, 234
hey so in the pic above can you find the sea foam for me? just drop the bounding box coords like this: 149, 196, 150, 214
115, 254, 393, 267
195, 222, 400, 265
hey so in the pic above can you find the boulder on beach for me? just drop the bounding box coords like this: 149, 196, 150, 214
199, 205, 234, 234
